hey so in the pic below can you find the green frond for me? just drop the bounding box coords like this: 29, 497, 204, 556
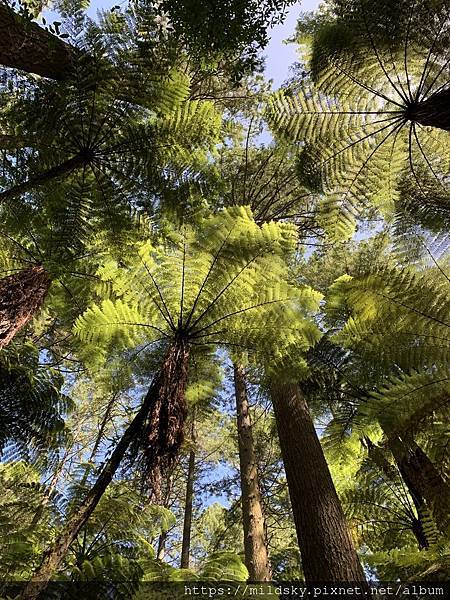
326, 266, 450, 370
199, 552, 248, 582
75, 207, 322, 374
367, 368, 450, 434
0, 344, 70, 461
367, 541, 449, 582
268, 0, 450, 235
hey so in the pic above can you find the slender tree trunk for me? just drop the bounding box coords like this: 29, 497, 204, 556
408, 88, 450, 131
270, 381, 366, 583
157, 532, 168, 561
180, 415, 196, 570
0, 153, 85, 204
155, 472, 176, 561
0, 265, 50, 349
386, 432, 450, 535
234, 363, 271, 582
21, 339, 190, 600
0, 4, 75, 80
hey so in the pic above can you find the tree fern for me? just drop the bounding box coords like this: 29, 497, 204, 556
74, 206, 321, 483
0, 27, 224, 247
75, 206, 321, 373
326, 265, 450, 372
268, 0, 450, 237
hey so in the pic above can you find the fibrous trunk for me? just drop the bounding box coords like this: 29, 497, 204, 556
409, 88, 450, 131
386, 432, 450, 536
234, 363, 271, 581
270, 381, 366, 583
130, 339, 190, 500
0, 4, 74, 80
0, 265, 50, 349
21, 339, 189, 600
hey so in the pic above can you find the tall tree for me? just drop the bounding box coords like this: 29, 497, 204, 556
270, 380, 366, 582
233, 363, 271, 581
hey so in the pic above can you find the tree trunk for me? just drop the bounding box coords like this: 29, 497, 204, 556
408, 88, 450, 131
0, 265, 50, 349
363, 436, 429, 549
234, 363, 271, 582
386, 433, 450, 535
0, 153, 85, 204
180, 415, 196, 570
0, 4, 75, 80
21, 339, 190, 600
270, 381, 366, 583
157, 532, 168, 561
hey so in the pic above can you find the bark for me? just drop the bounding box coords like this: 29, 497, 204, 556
407, 88, 450, 131
234, 363, 271, 581
0, 153, 85, 204
21, 339, 190, 600
180, 415, 196, 570
0, 4, 75, 80
270, 381, 366, 583
0, 265, 50, 349
132, 339, 190, 500
386, 433, 450, 535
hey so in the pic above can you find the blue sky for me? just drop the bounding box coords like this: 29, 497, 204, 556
264, 0, 321, 87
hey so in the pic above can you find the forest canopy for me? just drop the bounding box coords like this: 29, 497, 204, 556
0, 0, 448, 598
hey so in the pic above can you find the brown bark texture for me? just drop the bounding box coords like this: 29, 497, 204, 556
0, 265, 50, 349
387, 433, 450, 535
21, 339, 190, 600
0, 4, 74, 80
180, 417, 196, 569
234, 363, 272, 582
270, 381, 366, 583
131, 339, 190, 500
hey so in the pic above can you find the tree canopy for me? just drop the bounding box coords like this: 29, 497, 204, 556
0, 0, 448, 597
